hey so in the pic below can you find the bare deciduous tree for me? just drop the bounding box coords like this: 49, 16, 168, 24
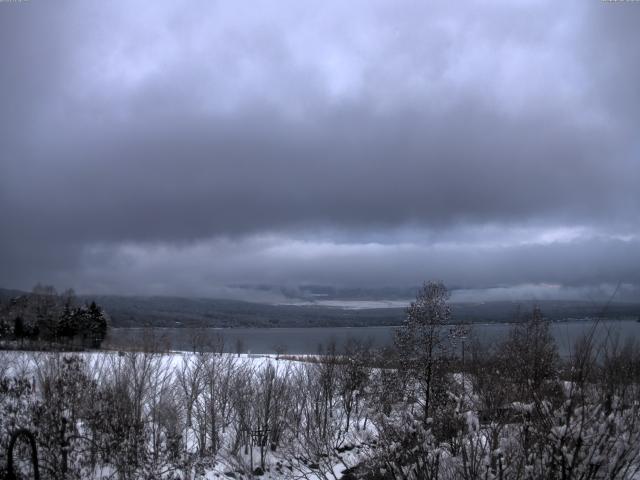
395, 281, 455, 424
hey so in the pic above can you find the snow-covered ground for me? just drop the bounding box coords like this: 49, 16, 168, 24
2, 349, 640, 479
0, 349, 375, 480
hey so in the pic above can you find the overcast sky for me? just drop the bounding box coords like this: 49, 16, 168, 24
1, 0, 639, 302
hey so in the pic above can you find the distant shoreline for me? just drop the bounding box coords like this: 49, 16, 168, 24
109, 316, 640, 330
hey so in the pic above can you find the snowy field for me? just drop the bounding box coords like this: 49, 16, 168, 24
2, 347, 640, 479
0, 349, 375, 480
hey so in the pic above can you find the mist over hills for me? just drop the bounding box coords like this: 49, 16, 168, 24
2, 287, 638, 329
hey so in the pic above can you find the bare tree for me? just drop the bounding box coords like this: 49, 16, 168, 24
337, 338, 371, 435
176, 352, 205, 457
395, 281, 455, 425
500, 305, 559, 402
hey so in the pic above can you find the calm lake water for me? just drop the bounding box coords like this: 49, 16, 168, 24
106, 319, 640, 356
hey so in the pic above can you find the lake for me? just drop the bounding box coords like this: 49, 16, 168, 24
106, 319, 640, 356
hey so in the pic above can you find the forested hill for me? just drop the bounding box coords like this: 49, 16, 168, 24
2, 288, 638, 328
86, 295, 403, 328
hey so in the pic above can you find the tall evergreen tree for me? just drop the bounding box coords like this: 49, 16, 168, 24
87, 302, 107, 348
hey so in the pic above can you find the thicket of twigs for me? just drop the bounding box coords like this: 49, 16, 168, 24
1, 281, 639, 480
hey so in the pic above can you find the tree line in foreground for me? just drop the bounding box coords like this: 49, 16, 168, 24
1, 281, 640, 479
0, 285, 108, 349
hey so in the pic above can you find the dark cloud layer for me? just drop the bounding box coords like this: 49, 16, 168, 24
1, 0, 639, 300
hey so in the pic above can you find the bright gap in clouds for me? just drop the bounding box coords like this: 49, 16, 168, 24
56, 224, 640, 303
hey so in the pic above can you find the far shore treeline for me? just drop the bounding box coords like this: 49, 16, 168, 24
2, 287, 638, 330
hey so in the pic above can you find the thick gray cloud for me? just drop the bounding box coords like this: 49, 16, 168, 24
1, 0, 639, 300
